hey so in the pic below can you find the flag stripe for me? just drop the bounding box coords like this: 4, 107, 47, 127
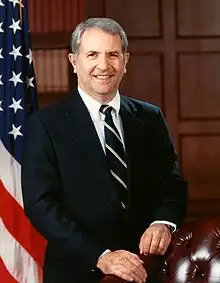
0, 258, 17, 283
0, 140, 23, 207
0, 218, 42, 283
0, 179, 46, 267
0, 140, 46, 266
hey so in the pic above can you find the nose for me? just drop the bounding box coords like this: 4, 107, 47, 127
97, 55, 109, 71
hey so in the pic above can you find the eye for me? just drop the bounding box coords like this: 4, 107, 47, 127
87, 52, 97, 58
109, 52, 119, 58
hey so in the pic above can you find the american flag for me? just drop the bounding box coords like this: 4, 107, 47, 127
0, 0, 46, 282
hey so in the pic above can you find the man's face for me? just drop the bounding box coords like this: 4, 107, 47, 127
69, 28, 129, 102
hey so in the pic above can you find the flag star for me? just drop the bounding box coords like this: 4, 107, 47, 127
9, 71, 23, 87
9, 98, 23, 113
9, 18, 21, 34
26, 49, 33, 64
9, 0, 21, 7
27, 77, 35, 88
9, 124, 23, 140
0, 74, 3, 85
0, 101, 3, 111
0, 22, 3, 33
0, 0, 4, 6
0, 48, 3, 59
9, 45, 22, 61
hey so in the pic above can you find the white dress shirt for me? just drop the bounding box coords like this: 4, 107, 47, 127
78, 87, 124, 153
78, 87, 176, 258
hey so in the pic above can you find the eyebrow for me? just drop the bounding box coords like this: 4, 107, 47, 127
86, 50, 121, 54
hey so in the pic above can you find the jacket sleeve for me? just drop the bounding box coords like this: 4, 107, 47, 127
151, 108, 188, 227
21, 113, 105, 272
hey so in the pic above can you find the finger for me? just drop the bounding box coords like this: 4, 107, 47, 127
126, 256, 147, 280
140, 233, 152, 255
128, 264, 147, 283
114, 263, 146, 283
157, 234, 171, 255
132, 253, 145, 264
142, 234, 153, 255
112, 265, 134, 282
117, 252, 147, 282
128, 253, 145, 267
139, 234, 145, 254
148, 233, 161, 254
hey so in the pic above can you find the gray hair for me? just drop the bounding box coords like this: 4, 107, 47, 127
71, 17, 128, 54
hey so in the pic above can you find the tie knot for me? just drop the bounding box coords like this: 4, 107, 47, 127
100, 105, 113, 116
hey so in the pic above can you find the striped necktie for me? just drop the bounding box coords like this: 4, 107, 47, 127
100, 105, 128, 209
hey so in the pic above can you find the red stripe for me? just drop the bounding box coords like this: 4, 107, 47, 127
0, 258, 17, 283
0, 179, 47, 267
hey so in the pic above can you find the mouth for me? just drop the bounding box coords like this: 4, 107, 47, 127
93, 75, 113, 81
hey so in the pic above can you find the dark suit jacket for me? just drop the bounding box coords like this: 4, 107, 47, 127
21, 91, 187, 283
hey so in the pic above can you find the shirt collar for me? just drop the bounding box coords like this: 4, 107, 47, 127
78, 86, 121, 120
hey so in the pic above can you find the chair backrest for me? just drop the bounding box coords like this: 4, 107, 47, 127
100, 217, 220, 282
162, 217, 220, 283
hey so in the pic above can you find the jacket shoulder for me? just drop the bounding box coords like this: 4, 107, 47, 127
121, 95, 161, 116
29, 93, 72, 126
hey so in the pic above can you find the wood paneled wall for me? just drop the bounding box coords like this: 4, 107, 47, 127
30, 0, 220, 221
86, 0, 220, 221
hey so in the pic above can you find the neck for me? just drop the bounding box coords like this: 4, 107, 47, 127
78, 86, 117, 104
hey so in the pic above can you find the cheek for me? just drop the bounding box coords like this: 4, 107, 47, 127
77, 65, 93, 78
116, 68, 126, 80
116, 63, 126, 74
83, 64, 95, 77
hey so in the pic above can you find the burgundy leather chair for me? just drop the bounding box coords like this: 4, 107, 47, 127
100, 217, 220, 283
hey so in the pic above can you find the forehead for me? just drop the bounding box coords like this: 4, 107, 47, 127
79, 28, 123, 52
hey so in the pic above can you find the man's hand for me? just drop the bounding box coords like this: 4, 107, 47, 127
97, 250, 147, 283
139, 224, 172, 255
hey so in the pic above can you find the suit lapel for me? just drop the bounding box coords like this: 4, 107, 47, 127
62, 92, 150, 210
120, 96, 146, 166
63, 91, 119, 206
119, 97, 152, 195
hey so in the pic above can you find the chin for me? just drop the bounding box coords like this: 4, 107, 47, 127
99, 91, 116, 97
96, 86, 117, 94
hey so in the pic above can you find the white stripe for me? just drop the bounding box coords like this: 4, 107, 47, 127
0, 140, 23, 207
0, 140, 42, 282
104, 121, 122, 143
121, 202, 126, 209
106, 144, 127, 168
110, 170, 127, 189
102, 105, 110, 113
0, 219, 41, 283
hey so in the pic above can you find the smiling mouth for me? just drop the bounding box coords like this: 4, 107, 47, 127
94, 75, 113, 80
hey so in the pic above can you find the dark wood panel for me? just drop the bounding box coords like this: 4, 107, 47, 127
187, 199, 220, 221
120, 53, 163, 109
178, 120, 220, 135
176, 0, 220, 37
177, 52, 220, 120
38, 92, 67, 108
104, 0, 162, 38
86, 0, 104, 17
28, 0, 79, 34
179, 134, 220, 199
175, 39, 220, 52
32, 32, 71, 49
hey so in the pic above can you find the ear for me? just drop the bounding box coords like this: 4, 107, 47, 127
68, 53, 77, 73
124, 52, 130, 74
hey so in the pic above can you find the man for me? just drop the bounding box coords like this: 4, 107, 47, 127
21, 18, 187, 283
